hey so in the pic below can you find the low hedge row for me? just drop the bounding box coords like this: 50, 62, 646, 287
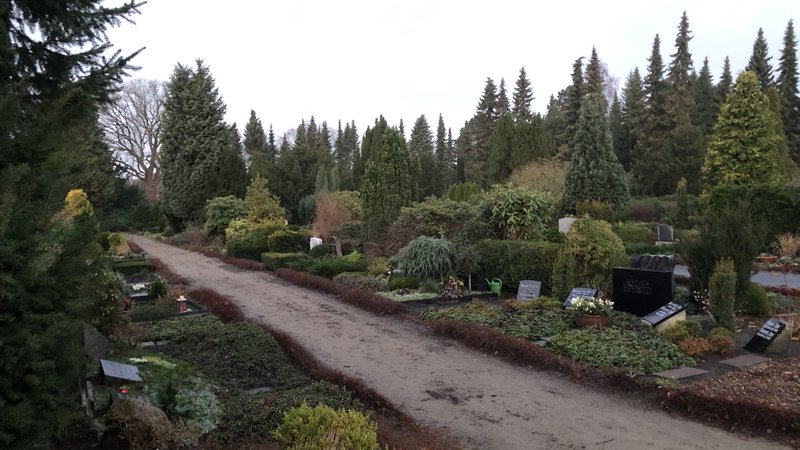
262, 252, 311, 271
475, 240, 561, 294
227, 227, 311, 261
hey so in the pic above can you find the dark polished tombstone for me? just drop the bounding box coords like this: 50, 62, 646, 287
100, 359, 143, 383
517, 280, 542, 301
744, 318, 787, 353
657, 224, 674, 242
642, 301, 686, 326
612, 267, 673, 317
563, 287, 597, 308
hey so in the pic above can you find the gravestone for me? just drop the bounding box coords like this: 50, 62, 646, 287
612, 267, 672, 317
558, 217, 577, 234
657, 224, 674, 242
84, 325, 112, 361
630, 254, 675, 272
563, 287, 597, 308
642, 301, 687, 331
100, 359, 142, 383
516, 280, 542, 301
744, 318, 789, 353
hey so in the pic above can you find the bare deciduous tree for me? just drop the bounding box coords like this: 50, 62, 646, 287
100, 79, 165, 203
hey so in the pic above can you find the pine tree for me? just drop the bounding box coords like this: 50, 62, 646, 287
694, 57, 719, 135
584, 46, 605, 97
717, 56, 734, 104
562, 93, 630, 211
666, 12, 705, 193
497, 78, 510, 115
408, 114, 437, 199
777, 20, 800, 163
619, 68, 645, 171
435, 114, 452, 193
512, 67, 534, 122
488, 113, 515, 183
702, 71, 784, 189
634, 34, 673, 195
362, 117, 415, 238
161, 60, 231, 224
747, 27, 774, 90
0, 1, 140, 446
243, 110, 268, 161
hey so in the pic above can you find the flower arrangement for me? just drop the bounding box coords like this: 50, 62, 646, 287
572, 296, 614, 316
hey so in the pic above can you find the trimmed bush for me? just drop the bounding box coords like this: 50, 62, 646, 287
203, 195, 247, 237
611, 222, 652, 244
708, 326, 735, 338
271, 402, 378, 450
148, 276, 169, 300
576, 200, 615, 222
226, 226, 279, 261
309, 244, 331, 258
388, 276, 418, 290
708, 258, 736, 332
262, 252, 311, 272
308, 253, 369, 279
564, 219, 626, 292
333, 273, 389, 292
476, 240, 562, 294
660, 320, 701, 344
267, 229, 312, 253
740, 283, 772, 317
394, 236, 457, 280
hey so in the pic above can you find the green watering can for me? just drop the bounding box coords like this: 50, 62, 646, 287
486, 278, 502, 295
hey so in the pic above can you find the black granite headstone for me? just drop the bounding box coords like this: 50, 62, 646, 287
744, 318, 787, 353
612, 267, 672, 317
563, 287, 597, 308
642, 301, 686, 326
657, 224, 674, 242
517, 280, 542, 301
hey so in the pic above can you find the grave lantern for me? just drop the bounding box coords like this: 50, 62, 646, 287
177, 295, 187, 313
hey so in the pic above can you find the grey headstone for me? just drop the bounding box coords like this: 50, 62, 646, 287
516, 280, 542, 301
100, 359, 143, 382
558, 217, 577, 234
657, 224, 674, 242
84, 325, 112, 361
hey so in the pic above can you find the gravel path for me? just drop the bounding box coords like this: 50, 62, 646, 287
130, 235, 785, 450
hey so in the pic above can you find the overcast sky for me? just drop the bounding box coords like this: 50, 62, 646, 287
106, 0, 798, 139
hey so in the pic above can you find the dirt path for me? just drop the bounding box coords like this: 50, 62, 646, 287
130, 235, 784, 450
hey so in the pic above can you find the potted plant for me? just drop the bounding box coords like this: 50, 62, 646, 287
572, 296, 614, 328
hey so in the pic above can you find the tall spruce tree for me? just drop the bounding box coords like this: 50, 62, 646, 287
562, 93, 630, 211
717, 56, 734, 104
694, 57, 719, 135
488, 113, 516, 183
512, 67, 534, 122
619, 68, 645, 171
609, 92, 627, 170
408, 114, 437, 199
557, 57, 586, 160
466, 78, 499, 187
634, 34, 673, 195
243, 110, 268, 160
666, 12, 705, 193
584, 46, 605, 97
361, 117, 415, 238
338, 121, 359, 190
0, 1, 140, 446
777, 20, 800, 163
161, 60, 231, 225
702, 71, 784, 189
747, 28, 774, 90
497, 78, 510, 115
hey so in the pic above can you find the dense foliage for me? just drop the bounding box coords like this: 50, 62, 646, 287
481, 184, 554, 240
394, 236, 457, 280
475, 240, 561, 293
203, 195, 247, 237
564, 219, 627, 292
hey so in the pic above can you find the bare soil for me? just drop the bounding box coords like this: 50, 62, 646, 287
130, 235, 786, 450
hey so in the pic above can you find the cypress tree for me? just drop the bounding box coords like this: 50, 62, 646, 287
161, 60, 230, 224
620, 68, 645, 171
634, 34, 673, 195
512, 67, 534, 122
702, 71, 784, 189
747, 28, 774, 90
777, 20, 800, 163
435, 114, 452, 193
408, 114, 437, 199
694, 57, 719, 135
362, 117, 415, 238
717, 56, 733, 104
488, 113, 516, 183
562, 93, 630, 211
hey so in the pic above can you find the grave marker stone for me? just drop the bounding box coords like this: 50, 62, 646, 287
612, 267, 672, 317
100, 359, 142, 383
563, 287, 597, 308
516, 280, 542, 301
657, 224, 674, 242
558, 217, 577, 234
642, 301, 687, 331
744, 318, 788, 353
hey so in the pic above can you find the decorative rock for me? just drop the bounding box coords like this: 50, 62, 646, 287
558, 217, 577, 234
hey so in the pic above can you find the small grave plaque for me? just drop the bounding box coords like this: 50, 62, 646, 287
563, 287, 597, 308
100, 359, 143, 382
612, 267, 672, 317
642, 301, 686, 326
657, 224, 674, 242
744, 318, 787, 353
517, 280, 542, 301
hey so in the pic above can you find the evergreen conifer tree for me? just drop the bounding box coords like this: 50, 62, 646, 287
609, 92, 627, 169
512, 67, 534, 122
619, 68, 645, 171
777, 20, 800, 163
161, 60, 231, 224
243, 110, 268, 160
435, 114, 452, 193
362, 117, 415, 238
208, 123, 248, 198
694, 57, 719, 135
747, 28, 774, 90
488, 113, 516, 183
562, 93, 630, 211
408, 114, 437, 199
557, 57, 586, 159
497, 78, 510, 115
584, 47, 605, 97
717, 56, 734, 104
702, 71, 785, 189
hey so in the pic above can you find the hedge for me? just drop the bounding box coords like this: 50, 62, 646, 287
475, 240, 562, 294
267, 229, 312, 253
262, 252, 312, 272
